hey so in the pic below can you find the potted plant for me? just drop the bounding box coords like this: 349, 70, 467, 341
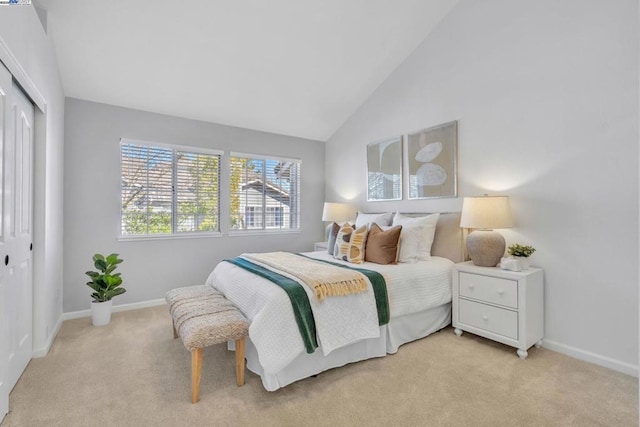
507, 243, 536, 269
85, 253, 126, 326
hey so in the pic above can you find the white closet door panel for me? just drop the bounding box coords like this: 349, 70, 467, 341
4, 81, 34, 395
0, 60, 10, 425
0, 68, 34, 425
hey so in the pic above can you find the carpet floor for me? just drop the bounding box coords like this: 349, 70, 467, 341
2, 306, 637, 427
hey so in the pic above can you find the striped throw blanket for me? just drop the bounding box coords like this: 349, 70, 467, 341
242, 252, 367, 301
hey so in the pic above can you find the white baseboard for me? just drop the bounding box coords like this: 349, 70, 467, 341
543, 339, 638, 377
62, 298, 166, 321
32, 314, 64, 358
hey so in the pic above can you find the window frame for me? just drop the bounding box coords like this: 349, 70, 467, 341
228, 151, 301, 236
118, 138, 223, 241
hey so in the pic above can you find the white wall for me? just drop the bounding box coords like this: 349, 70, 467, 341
64, 98, 325, 313
326, 0, 639, 373
0, 6, 65, 355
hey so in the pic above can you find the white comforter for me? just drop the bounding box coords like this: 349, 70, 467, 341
205, 252, 453, 374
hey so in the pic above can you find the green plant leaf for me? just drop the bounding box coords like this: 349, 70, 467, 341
507, 243, 536, 257
86, 282, 100, 292
94, 258, 107, 271
105, 275, 121, 287
106, 254, 123, 266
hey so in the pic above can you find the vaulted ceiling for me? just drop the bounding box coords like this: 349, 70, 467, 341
35, 0, 458, 141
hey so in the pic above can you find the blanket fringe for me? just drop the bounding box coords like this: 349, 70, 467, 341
314, 278, 367, 300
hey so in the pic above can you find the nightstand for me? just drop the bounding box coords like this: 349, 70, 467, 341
314, 241, 328, 251
452, 261, 544, 359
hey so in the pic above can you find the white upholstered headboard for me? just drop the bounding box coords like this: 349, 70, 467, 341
393, 212, 464, 263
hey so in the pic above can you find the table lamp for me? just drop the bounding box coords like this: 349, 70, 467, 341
321, 202, 356, 223
460, 195, 513, 267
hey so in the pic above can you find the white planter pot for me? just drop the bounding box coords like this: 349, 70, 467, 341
91, 300, 113, 326
499, 256, 531, 272
514, 256, 531, 270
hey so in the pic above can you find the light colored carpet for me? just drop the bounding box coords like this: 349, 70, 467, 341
3, 306, 637, 427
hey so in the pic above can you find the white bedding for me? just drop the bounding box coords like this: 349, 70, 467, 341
234, 253, 380, 357
205, 251, 453, 376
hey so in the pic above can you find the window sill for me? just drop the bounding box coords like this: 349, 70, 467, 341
227, 229, 300, 237
118, 232, 223, 242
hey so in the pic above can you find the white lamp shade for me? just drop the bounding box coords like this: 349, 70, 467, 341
460, 196, 513, 230
322, 202, 356, 222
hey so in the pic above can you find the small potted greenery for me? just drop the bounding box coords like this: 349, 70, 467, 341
85, 253, 126, 326
507, 243, 536, 269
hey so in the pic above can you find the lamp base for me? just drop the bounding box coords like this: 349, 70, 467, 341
466, 230, 505, 267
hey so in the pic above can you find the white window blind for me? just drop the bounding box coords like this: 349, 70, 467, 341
120, 140, 221, 236
229, 154, 300, 231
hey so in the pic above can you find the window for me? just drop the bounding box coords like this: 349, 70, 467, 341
120, 140, 221, 237
266, 207, 283, 227
230, 153, 300, 232
245, 206, 262, 228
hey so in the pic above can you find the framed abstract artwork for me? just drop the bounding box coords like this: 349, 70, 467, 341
406, 121, 457, 199
366, 136, 402, 201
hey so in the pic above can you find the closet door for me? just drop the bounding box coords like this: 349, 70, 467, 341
0, 62, 34, 423
0, 60, 10, 424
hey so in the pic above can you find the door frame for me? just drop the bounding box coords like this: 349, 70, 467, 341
0, 38, 45, 112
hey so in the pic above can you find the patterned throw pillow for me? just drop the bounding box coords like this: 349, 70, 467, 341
333, 223, 368, 264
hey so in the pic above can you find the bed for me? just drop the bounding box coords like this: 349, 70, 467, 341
205, 212, 464, 391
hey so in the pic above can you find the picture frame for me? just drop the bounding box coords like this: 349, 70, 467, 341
406, 121, 457, 199
366, 136, 402, 201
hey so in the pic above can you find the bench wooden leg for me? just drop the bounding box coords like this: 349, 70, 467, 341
235, 337, 246, 386
172, 324, 178, 339
191, 348, 203, 403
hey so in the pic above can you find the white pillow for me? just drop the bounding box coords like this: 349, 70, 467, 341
392, 213, 440, 262
355, 212, 393, 229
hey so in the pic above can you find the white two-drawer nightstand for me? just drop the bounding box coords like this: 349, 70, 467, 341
452, 261, 544, 359
314, 241, 328, 251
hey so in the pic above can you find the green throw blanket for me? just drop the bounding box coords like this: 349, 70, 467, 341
225, 257, 318, 353
224, 254, 389, 354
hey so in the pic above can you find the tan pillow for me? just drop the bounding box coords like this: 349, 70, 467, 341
333, 223, 368, 264
365, 224, 402, 265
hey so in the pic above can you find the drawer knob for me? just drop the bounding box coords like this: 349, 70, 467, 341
468, 284, 475, 290
497, 290, 504, 295
482, 315, 488, 321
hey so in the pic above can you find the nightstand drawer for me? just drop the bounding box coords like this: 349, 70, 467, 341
458, 299, 518, 340
459, 272, 518, 308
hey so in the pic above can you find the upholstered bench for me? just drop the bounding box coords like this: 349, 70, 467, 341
165, 285, 249, 403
